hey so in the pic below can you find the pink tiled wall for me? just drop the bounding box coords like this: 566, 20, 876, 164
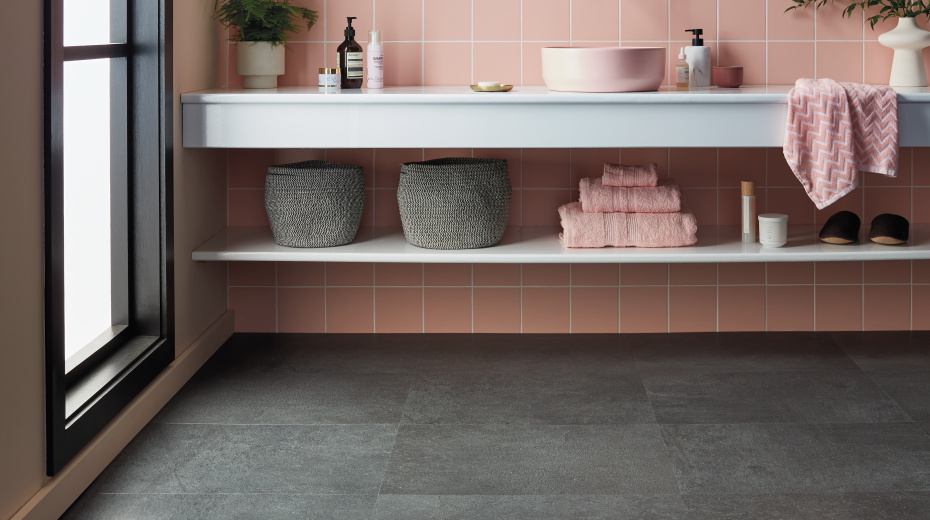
222, 1, 930, 333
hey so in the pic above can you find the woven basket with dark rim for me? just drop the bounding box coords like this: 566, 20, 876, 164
265, 160, 365, 248
397, 158, 511, 249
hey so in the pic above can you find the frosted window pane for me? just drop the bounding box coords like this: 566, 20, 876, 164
64, 0, 116, 46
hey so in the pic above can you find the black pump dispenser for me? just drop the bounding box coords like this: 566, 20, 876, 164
337, 16, 363, 88
686, 28, 704, 46
344, 16, 357, 39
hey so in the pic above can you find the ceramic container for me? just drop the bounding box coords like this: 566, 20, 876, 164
237, 41, 285, 89
758, 213, 789, 248
878, 17, 930, 87
541, 46, 666, 93
713, 66, 743, 88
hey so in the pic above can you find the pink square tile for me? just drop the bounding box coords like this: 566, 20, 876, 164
767, 285, 815, 332
375, 287, 423, 333
327, 0, 373, 41
326, 262, 374, 286
522, 287, 571, 333
327, 287, 374, 333
382, 42, 422, 86
474, 0, 522, 41
816, 42, 864, 83
475, 149, 522, 188
523, 189, 572, 227
424, 148, 472, 161
229, 262, 276, 286
374, 0, 421, 41
767, 262, 815, 285
375, 263, 423, 286
571, 287, 620, 333
228, 190, 269, 227
474, 264, 521, 286
719, 263, 765, 285
227, 43, 243, 87
916, 188, 930, 223
766, 187, 816, 225
508, 190, 523, 227
424, 0, 471, 41
816, 261, 863, 284
680, 189, 717, 226
815, 285, 863, 332
523, 264, 570, 286
375, 148, 421, 189
719, 187, 767, 226
864, 187, 912, 225
913, 285, 930, 330
524, 0, 571, 41
523, 148, 572, 189
719, 148, 766, 188
571, 264, 620, 286
474, 287, 522, 332
620, 148, 669, 177
670, 264, 717, 285
620, 0, 668, 41
277, 288, 326, 333
424, 288, 472, 333
864, 285, 911, 331
669, 286, 717, 332
229, 149, 275, 189
621, 264, 668, 286
669, 148, 717, 188
425, 264, 472, 286
374, 189, 402, 226
424, 42, 471, 86
769, 1, 814, 40
768, 43, 815, 85
865, 261, 911, 284
360, 189, 375, 227
570, 148, 621, 187
715, 42, 766, 85
915, 260, 930, 284
814, 189, 862, 226
914, 149, 930, 187
718, 0, 765, 41
229, 287, 276, 332
620, 286, 668, 333
669, 0, 717, 42
279, 43, 324, 87
277, 149, 325, 165
816, 1, 866, 41
523, 41, 569, 85
718, 285, 766, 331
324, 42, 340, 69
767, 147, 798, 187
277, 262, 325, 286
290, 0, 324, 41
327, 149, 375, 188
864, 148, 911, 187
864, 42, 894, 85
572, 0, 620, 41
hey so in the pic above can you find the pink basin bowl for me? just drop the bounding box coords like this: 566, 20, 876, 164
541, 46, 667, 93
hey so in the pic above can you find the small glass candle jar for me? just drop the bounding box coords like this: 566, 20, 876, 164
318, 68, 341, 90
758, 213, 789, 247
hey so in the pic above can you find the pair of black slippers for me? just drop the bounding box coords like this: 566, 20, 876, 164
819, 211, 909, 245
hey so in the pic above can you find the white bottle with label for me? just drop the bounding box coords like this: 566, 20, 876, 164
675, 48, 690, 90
367, 29, 384, 89
684, 29, 711, 88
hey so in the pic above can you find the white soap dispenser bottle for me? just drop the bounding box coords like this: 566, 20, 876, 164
684, 29, 711, 88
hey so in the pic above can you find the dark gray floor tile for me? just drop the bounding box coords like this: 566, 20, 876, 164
661, 423, 930, 494
380, 424, 678, 495
155, 370, 412, 425
372, 495, 690, 520
867, 370, 930, 422
921, 423, 930, 436
62, 493, 376, 520
93, 423, 396, 494
831, 331, 930, 370
644, 371, 909, 424
401, 370, 655, 425
682, 492, 930, 520
633, 332, 859, 372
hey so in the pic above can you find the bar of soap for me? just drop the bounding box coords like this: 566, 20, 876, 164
478, 81, 502, 88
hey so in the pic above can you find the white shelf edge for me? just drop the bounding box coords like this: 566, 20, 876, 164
192, 225, 930, 264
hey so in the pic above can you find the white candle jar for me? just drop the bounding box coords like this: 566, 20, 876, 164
758, 213, 789, 247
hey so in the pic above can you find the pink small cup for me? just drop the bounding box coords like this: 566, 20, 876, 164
713, 66, 743, 88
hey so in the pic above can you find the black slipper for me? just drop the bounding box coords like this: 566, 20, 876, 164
869, 213, 909, 245
819, 211, 860, 244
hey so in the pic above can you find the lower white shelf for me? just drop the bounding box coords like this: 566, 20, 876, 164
192, 225, 930, 264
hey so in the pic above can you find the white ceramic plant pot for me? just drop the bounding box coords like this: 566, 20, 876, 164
878, 17, 930, 87
236, 41, 285, 89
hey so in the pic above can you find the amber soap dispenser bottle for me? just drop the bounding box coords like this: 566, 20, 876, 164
338, 17, 363, 89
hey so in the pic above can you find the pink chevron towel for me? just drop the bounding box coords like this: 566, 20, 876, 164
784, 78, 898, 210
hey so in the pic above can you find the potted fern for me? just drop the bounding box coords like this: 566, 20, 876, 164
786, 0, 930, 86
214, 0, 318, 88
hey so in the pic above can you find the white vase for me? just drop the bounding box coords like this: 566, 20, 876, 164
877, 17, 930, 87
236, 41, 285, 89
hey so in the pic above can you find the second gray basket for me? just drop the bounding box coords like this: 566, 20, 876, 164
397, 157, 511, 249
265, 160, 365, 248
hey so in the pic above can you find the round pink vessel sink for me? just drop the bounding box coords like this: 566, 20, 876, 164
541, 46, 667, 93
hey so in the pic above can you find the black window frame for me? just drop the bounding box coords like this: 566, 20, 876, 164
44, 0, 174, 475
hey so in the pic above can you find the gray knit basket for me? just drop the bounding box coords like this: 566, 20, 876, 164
397, 158, 511, 249
265, 160, 365, 248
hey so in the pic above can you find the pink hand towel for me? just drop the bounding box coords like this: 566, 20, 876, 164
558, 202, 697, 248
784, 78, 898, 209
602, 163, 659, 187
579, 177, 681, 214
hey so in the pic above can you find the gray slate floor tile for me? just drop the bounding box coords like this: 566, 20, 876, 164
92, 423, 396, 494
380, 424, 678, 495
830, 331, 930, 370
371, 495, 690, 520
867, 370, 930, 422
682, 492, 930, 520
921, 423, 930, 436
661, 423, 930, 494
401, 370, 655, 425
643, 371, 909, 424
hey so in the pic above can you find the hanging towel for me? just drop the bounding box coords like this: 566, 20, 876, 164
579, 177, 681, 214
602, 162, 659, 187
558, 202, 697, 248
784, 78, 898, 210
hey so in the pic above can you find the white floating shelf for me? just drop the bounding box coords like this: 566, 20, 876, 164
181, 85, 930, 149
192, 225, 930, 264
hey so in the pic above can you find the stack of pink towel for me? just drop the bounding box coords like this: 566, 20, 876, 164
559, 163, 698, 248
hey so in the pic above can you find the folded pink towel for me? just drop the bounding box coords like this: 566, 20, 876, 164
559, 202, 698, 248
579, 177, 681, 214
784, 78, 898, 209
602, 163, 659, 187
